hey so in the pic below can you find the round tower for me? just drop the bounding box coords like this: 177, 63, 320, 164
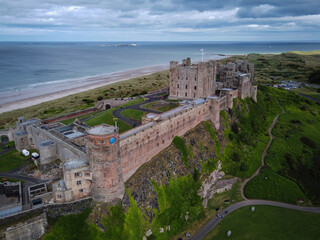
86, 124, 124, 202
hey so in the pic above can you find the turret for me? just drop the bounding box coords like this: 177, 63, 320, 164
86, 124, 124, 202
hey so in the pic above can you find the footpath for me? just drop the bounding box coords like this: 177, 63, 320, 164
191, 103, 320, 240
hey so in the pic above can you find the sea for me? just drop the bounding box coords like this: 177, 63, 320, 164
1, 41, 320, 96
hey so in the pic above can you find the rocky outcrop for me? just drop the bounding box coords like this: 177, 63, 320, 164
123, 121, 221, 219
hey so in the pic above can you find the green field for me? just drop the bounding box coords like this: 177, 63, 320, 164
244, 167, 306, 204
204, 205, 320, 240
0, 149, 28, 172
85, 109, 132, 133
121, 109, 145, 122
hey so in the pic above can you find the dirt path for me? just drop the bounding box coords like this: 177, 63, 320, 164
240, 102, 284, 200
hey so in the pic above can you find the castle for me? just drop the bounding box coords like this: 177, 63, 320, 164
12, 58, 257, 204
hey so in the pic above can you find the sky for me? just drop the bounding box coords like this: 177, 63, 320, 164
0, 0, 320, 41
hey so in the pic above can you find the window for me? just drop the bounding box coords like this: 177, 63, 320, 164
185, 93, 187, 97
75, 172, 81, 177
194, 94, 196, 98
195, 77, 197, 81
76, 180, 81, 185
57, 195, 62, 199
186, 77, 188, 80
185, 85, 188, 89
79, 188, 85, 193
85, 172, 91, 177
177, 84, 179, 88
194, 86, 197, 90
162, 139, 164, 144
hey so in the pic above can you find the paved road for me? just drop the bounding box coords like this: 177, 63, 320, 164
190, 200, 320, 240
113, 93, 165, 127
0, 172, 45, 184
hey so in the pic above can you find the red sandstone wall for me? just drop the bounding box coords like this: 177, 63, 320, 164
119, 102, 211, 181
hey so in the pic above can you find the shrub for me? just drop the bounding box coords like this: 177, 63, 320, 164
300, 136, 316, 149
97, 96, 103, 101
82, 98, 94, 105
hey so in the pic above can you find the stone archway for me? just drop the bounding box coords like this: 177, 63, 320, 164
0, 135, 9, 143
105, 104, 111, 110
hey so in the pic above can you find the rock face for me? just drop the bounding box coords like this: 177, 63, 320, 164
5, 213, 47, 240
123, 121, 222, 219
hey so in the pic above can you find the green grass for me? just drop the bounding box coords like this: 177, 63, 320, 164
83, 98, 146, 133
244, 167, 306, 204
0, 141, 15, 152
85, 109, 132, 133
0, 149, 28, 172
173, 180, 243, 240
291, 86, 320, 101
121, 109, 145, 122
203, 205, 320, 240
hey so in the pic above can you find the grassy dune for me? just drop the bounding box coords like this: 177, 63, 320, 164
0, 70, 169, 129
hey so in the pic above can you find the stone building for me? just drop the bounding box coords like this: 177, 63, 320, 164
13, 58, 257, 204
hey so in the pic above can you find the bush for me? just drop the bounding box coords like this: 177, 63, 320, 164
97, 96, 103, 101
300, 136, 316, 149
82, 98, 94, 105
173, 136, 189, 168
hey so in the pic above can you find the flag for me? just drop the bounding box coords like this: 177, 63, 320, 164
200, 49, 204, 51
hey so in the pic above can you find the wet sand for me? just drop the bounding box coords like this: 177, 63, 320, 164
0, 65, 168, 114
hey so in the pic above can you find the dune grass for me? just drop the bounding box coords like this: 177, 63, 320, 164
0, 70, 169, 129
204, 205, 320, 240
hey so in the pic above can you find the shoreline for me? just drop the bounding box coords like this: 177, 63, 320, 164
0, 65, 168, 114
0, 55, 230, 115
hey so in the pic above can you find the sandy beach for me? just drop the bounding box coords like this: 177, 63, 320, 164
0, 65, 168, 114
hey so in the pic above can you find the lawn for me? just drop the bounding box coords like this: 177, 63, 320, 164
244, 167, 306, 204
203, 205, 320, 240
121, 109, 145, 122
0, 149, 28, 172
85, 109, 132, 133
60, 110, 103, 125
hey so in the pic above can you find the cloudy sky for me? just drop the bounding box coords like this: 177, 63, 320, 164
1, 0, 320, 41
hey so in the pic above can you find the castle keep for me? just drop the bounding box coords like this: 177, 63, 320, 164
13, 58, 257, 204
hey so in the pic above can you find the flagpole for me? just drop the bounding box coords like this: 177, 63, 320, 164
200, 49, 204, 62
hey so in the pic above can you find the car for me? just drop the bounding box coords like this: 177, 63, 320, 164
225, 210, 229, 214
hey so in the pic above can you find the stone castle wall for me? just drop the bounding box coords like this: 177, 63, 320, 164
119, 100, 215, 181
27, 126, 86, 162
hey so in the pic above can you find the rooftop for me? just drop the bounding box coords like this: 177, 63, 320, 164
14, 130, 27, 136
64, 159, 88, 171
38, 140, 55, 147
87, 124, 117, 136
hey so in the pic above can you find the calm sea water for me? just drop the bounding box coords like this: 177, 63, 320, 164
1, 41, 320, 94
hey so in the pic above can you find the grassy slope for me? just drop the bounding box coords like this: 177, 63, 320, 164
291, 86, 320, 101
204, 205, 320, 240
244, 167, 306, 204
0, 70, 169, 129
